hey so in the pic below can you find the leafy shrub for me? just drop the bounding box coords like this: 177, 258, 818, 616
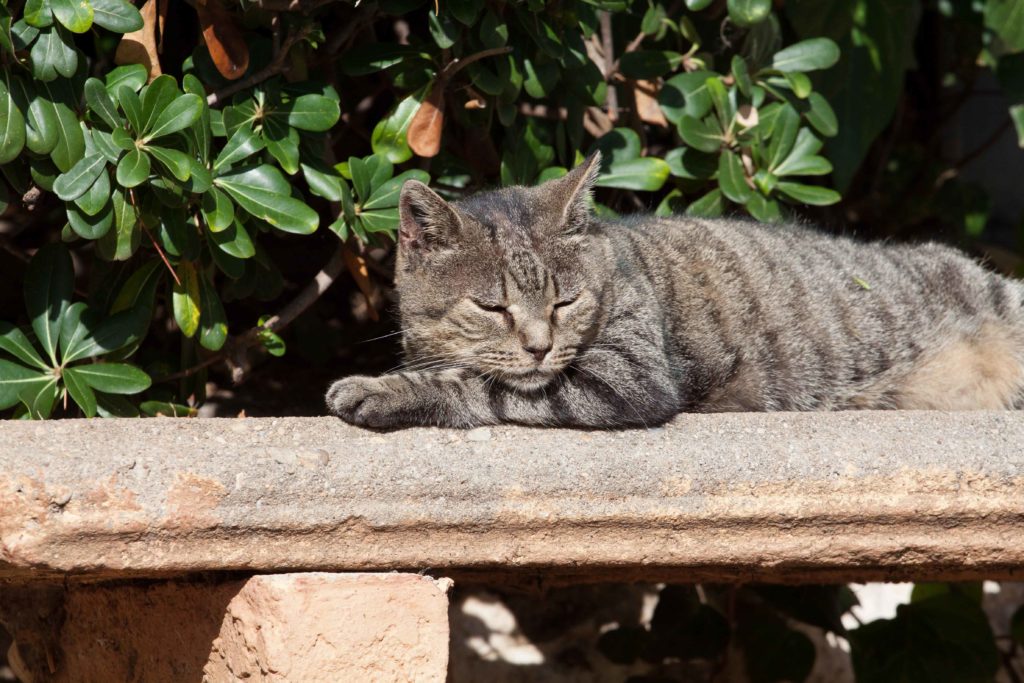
0, 0, 1022, 417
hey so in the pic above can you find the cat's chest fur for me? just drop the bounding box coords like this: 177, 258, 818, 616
327, 152, 1024, 428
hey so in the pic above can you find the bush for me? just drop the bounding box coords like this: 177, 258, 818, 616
0, 0, 1023, 417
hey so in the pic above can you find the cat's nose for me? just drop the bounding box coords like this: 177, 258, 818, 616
523, 343, 552, 362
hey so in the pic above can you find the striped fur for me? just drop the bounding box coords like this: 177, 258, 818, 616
327, 153, 1024, 428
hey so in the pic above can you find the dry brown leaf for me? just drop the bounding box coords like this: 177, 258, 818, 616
196, 0, 250, 81
342, 247, 379, 322
408, 87, 445, 158
737, 103, 759, 129
634, 79, 667, 127
115, 0, 161, 80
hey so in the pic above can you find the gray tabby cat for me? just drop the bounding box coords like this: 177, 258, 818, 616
326, 152, 1024, 428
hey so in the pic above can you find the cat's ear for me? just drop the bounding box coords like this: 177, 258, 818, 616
399, 180, 463, 252
545, 150, 601, 236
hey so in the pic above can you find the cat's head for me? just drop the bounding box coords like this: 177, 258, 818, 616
393, 152, 610, 391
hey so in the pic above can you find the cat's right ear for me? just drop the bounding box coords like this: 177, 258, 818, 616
398, 180, 463, 254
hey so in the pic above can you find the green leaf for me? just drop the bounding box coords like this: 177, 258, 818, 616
849, 594, 998, 683
58, 301, 93, 366
985, 0, 1024, 52
30, 26, 78, 81
718, 150, 752, 203
595, 157, 671, 191
428, 10, 457, 49
96, 187, 140, 261
198, 272, 227, 351
728, 0, 771, 27
116, 148, 150, 188
139, 74, 178, 135
363, 169, 430, 210
62, 366, 97, 417
660, 71, 714, 124
804, 92, 838, 137
677, 115, 721, 153
110, 260, 162, 315
618, 50, 683, 79
201, 187, 235, 232
85, 77, 122, 128
0, 73, 26, 164
0, 321, 48, 370
732, 55, 753, 97
767, 104, 800, 170
348, 154, 393, 202
257, 326, 286, 357
105, 64, 148, 94
117, 85, 143, 132
263, 113, 300, 174
63, 306, 149, 362
146, 145, 191, 182
24, 0, 53, 28
72, 363, 151, 394
665, 147, 718, 179
146, 94, 203, 139
771, 37, 840, 72
25, 243, 73, 367
67, 200, 114, 239
39, 81, 85, 172
53, 153, 106, 201
286, 93, 341, 132
90, 0, 142, 32
301, 161, 346, 202
783, 71, 811, 98
172, 260, 201, 338
359, 206, 400, 233
745, 192, 782, 222
213, 125, 264, 172
12, 76, 59, 155
209, 220, 255, 259
139, 400, 195, 417
371, 88, 426, 164
686, 188, 724, 217
51, 0, 94, 33
777, 181, 841, 205
592, 128, 642, 165
214, 165, 319, 234
339, 44, 430, 76
0, 359, 52, 411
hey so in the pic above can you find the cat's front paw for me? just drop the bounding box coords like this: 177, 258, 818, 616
326, 375, 413, 428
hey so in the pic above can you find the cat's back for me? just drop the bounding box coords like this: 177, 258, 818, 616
594, 214, 1024, 411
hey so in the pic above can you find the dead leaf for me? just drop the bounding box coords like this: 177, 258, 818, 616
408, 87, 445, 158
115, 0, 161, 80
634, 79, 667, 127
342, 246, 379, 322
196, 0, 250, 81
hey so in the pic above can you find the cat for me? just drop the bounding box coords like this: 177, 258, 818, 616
326, 151, 1024, 428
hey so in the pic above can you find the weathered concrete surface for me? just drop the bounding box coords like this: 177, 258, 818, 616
1, 412, 1023, 583
4, 572, 450, 683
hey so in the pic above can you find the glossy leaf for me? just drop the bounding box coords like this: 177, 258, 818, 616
728, 0, 771, 27
777, 181, 841, 205
51, 0, 94, 34
116, 148, 150, 187
659, 71, 714, 124
73, 363, 151, 394
63, 306, 150, 362
53, 153, 106, 201
90, 0, 143, 32
25, 244, 73, 367
172, 260, 201, 338
0, 73, 26, 164
595, 157, 671, 191
39, 81, 84, 171
198, 272, 227, 351
371, 88, 425, 164
0, 321, 48, 370
62, 366, 97, 417
771, 38, 840, 72
286, 93, 341, 132
718, 150, 753, 203
677, 115, 721, 153
209, 220, 255, 258
67, 200, 114, 239
201, 187, 235, 232
0, 359, 51, 411
146, 145, 192, 181
213, 125, 264, 171
214, 165, 318, 234
146, 94, 203, 139
363, 169, 430, 210
686, 188, 724, 217
30, 26, 78, 81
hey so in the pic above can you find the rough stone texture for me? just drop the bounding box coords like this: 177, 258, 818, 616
1, 412, 1023, 584
5, 573, 450, 683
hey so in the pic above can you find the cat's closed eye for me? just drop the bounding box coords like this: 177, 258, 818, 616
471, 300, 507, 313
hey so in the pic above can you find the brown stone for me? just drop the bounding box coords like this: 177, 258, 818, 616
6, 573, 451, 683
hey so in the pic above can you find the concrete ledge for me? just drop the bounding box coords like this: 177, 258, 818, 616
1, 412, 1023, 583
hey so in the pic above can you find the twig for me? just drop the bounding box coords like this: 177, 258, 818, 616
154, 241, 348, 384
440, 46, 513, 81
206, 25, 310, 106
128, 188, 181, 286
599, 11, 618, 121
611, 31, 646, 74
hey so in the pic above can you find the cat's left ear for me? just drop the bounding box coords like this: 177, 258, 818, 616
544, 150, 601, 236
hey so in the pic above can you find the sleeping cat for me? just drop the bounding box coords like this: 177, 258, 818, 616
326, 152, 1024, 428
